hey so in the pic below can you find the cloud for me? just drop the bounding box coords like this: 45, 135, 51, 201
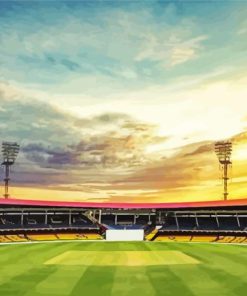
0, 2, 208, 90
183, 143, 213, 157
101, 131, 247, 201
135, 33, 207, 67
21, 114, 167, 170
231, 130, 247, 145
0, 91, 76, 147
170, 35, 208, 66
0, 83, 170, 190
74, 113, 130, 129
105, 140, 217, 191
1, 82, 247, 202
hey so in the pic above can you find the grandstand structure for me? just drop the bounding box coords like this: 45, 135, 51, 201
0, 198, 246, 244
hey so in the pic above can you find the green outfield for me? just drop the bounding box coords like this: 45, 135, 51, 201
0, 241, 246, 296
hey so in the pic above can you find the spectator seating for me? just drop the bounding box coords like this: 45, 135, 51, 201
0, 234, 28, 243
0, 213, 97, 230
152, 234, 247, 244
0, 231, 103, 243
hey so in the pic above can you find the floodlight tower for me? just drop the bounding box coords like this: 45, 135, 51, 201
1, 142, 20, 199
215, 141, 232, 201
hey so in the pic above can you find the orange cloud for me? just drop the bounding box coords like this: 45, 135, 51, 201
10, 133, 247, 203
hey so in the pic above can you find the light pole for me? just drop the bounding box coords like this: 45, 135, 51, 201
1, 142, 20, 199
215, 141, 232, 201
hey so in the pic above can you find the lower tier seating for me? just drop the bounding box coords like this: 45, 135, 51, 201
27, 232, 103, 241
27, 234, 58, 241
153, 234, 247, 244
0, 231, 103, 243
5, 234, 28, 242
0, 233, 246, 244
216, 236, 247, 243
0, 234, 28, 243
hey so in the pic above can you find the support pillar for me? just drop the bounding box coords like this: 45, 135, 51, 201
215, 212, 219, 228
21, 211, 24, 226
236, 212, 240, 228
158, 211, 161, 224
45, 211, 48, 224
195, 213, 199, 228
99, 209, 102, 224
69, 210, 72, 226
174, 212, 179, 229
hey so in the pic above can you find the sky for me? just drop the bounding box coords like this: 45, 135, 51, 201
0, 0, 247, 203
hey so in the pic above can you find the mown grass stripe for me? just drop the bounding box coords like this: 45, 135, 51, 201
70, 266, 116, 296
24, 266, 89, 296
112, 266, 156, 296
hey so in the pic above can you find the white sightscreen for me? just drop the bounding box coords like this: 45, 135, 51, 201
106, 229, 144, 241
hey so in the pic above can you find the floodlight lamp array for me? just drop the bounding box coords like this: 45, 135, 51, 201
215, 141, 232, 164
1, 142, 20, 165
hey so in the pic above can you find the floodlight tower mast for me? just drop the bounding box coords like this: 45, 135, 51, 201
215, 141, 232, 201
1, 142, 20, 199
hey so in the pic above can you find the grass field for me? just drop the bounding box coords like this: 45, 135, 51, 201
0, 241, 246, 296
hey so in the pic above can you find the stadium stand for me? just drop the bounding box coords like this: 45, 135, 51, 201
153, 234, 247, 243
5, 234, 27, 242
0, 198, 246, 244
0, 232, 103, 243
27, 234, 58, 241
56, 233, 102, 240
27, 233, 103, 241
191, 235, 218, 242
0, 235, 11, 243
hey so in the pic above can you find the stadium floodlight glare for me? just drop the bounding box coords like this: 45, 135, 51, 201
1, 142, 20, 199
215, 141, 232, 201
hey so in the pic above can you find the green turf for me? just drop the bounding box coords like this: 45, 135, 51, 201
0, 241, 246, 296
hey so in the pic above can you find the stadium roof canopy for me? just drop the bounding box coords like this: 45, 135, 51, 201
0, 198, 246, 209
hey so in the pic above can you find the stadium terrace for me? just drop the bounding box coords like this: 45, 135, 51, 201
0, 198, 246, 244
